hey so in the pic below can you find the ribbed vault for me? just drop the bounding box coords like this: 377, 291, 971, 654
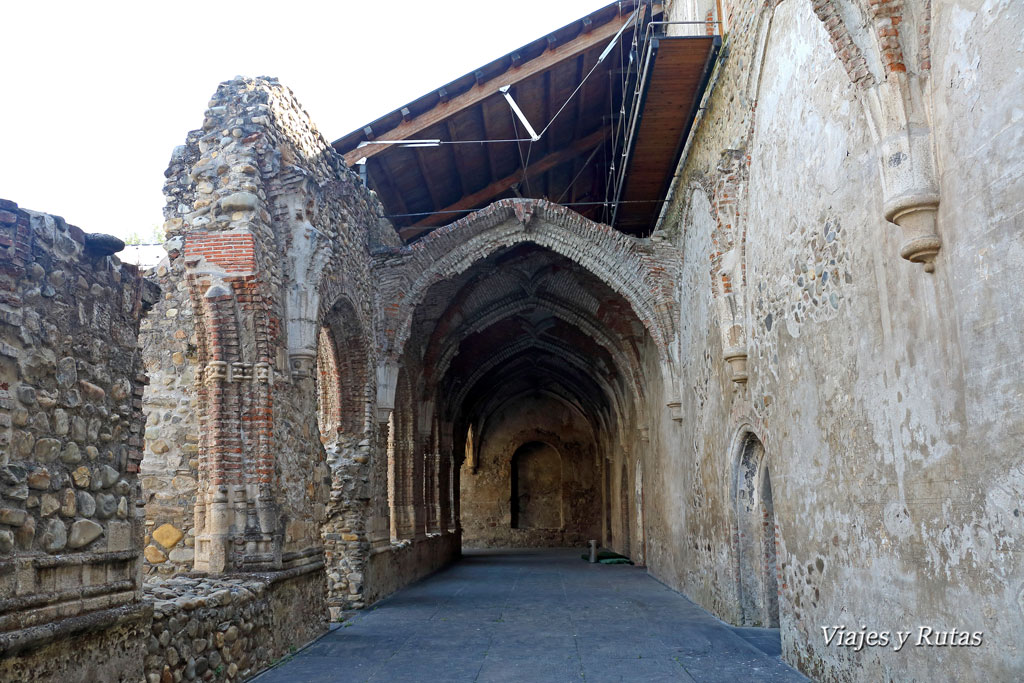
392, 235, 658, 552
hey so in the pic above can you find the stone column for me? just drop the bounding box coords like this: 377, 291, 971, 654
367, 418, 393, 550
437, 451, 452, 534
410, 434, 427, 540
451, 459, 463, 535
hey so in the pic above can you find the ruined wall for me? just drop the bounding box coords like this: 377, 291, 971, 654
140, 250, 199, 576
144, 76, 452, 615
142, 566, 325, 682
0, 196, 337, 680
461, 394, 601, 548
0, 199, 158, 679
639, 0, 1024, 681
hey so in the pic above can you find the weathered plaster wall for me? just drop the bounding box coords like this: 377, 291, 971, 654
639, 0, 1024, 680
461, 394, 600, 548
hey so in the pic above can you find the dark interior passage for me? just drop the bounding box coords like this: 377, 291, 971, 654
397, 243, 654, 552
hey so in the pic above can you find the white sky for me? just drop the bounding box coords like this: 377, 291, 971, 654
1, 0, 609, 242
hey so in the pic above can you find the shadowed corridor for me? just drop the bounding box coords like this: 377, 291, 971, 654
254, 549, 805, 682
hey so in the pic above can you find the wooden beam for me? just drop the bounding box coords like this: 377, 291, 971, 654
342, 15, 628, 167
371, 156, 408, 217
399, 128, 608, 238
445, 119, 470, 197
478, 103, 504, 185
414, 147, 444, 212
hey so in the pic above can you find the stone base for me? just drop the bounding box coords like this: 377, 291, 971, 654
0, 602, 152, 683
364, 533, 460, 607
0, 564, 328, 682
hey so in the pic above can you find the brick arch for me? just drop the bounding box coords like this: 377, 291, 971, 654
378, 199, 678, 363
320, 295, 373, 438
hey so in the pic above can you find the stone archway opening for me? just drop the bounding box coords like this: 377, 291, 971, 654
389, 235, 657, 554
734, 432, 780, 628
510, 441, 563, 530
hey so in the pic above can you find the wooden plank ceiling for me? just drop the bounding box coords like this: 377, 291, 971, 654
332, 2, 717, 242
612, 35, 721, 232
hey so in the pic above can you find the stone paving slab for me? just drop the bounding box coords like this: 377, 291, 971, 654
253, 549, 808, 683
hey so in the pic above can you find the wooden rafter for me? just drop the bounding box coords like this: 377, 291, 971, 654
341, 16, 628, 167
399, 127, 609, 239
445, 119, 470, 197
478, 103, 504, 185
414, 148, 444, 211
371, 156, 409, 216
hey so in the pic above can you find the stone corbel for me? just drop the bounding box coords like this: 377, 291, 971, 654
204, 361, 228, 384
253, 362, 273, 384
230, 362, 252, 382
864, 77, 941, 273
289, 352, 316, 379
375, 360, 399, 423
723, 346, 748, 384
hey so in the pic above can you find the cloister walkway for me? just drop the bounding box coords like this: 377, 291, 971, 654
254, 549, 807, 682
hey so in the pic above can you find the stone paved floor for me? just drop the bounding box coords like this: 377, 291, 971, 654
253, 549, 808, 682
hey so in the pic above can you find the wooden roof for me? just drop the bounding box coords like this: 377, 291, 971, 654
332, 2, 718, 241
612, 35, 721, 232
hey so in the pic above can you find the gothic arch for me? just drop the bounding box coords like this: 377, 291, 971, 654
730, 427, 780, 628
377, 198, 679, 364
319, 295, 373, 439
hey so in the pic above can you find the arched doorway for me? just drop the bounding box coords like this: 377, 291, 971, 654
733, 432, 780, 627
510, 441, 562, 529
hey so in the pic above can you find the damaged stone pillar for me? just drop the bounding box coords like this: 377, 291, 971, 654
368, 361, 398, 549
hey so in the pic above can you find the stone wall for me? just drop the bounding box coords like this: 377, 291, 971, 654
140, 249, 200, 576
0, 198, 158, 678
145, 75, 456, 615
0, 197, 335, 681
143, 566, 325, 682
364, 533, 461, 607
461, 394, 600, 549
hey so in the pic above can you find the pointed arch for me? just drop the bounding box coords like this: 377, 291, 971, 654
376, 199, 679, 364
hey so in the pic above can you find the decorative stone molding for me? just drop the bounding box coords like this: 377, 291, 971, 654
289, 352, 316, 379
813, 0, 941, 272
204, 361, 229, 384
723, 346, 749, 384
254, 361, 273, 384
231, 362, 252, 382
